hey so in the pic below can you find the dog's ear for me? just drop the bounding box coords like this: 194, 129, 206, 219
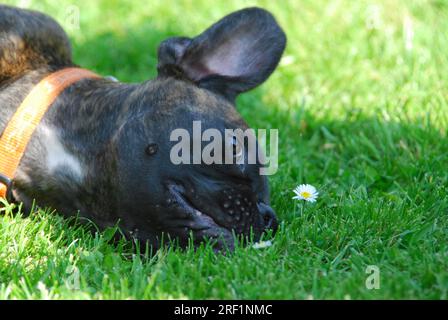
157, 7, 286, 100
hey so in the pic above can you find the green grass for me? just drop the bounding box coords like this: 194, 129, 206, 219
1, 0, 448, 299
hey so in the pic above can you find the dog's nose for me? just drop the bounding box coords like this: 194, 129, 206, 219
258, 202, 278, 234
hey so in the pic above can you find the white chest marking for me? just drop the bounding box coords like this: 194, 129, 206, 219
41, 126, 84, 180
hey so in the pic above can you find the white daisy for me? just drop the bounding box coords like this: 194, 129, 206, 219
292, 184, 319, 203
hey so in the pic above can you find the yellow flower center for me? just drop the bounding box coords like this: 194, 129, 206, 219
301, 191, 311, 199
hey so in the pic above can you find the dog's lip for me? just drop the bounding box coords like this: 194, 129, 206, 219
167, 183, 203, 218
166, 183, 226, 232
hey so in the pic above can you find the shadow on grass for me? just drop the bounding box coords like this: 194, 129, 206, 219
71, 18, 187, 82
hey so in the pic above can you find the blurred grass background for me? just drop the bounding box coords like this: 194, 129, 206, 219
0, 0, 447, 299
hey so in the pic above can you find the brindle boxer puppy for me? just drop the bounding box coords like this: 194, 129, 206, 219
0, 5, 286, 251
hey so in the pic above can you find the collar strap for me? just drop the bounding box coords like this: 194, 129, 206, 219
0, 67, 100, 200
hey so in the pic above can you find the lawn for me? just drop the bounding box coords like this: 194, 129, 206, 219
1, 0, 447, 299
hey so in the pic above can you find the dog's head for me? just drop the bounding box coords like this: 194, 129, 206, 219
107, 8, 286, 251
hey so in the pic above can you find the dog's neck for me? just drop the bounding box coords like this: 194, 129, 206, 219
0, 67, 132, 145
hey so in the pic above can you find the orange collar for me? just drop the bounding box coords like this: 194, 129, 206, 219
0, 68, 100, 200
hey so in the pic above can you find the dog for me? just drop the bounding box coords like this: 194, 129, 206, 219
0, 5, 286, 251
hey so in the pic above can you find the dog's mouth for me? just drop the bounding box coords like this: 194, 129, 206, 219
165, 182, 235, 249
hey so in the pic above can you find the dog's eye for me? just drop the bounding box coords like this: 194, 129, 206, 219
145, 143, 158, 156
